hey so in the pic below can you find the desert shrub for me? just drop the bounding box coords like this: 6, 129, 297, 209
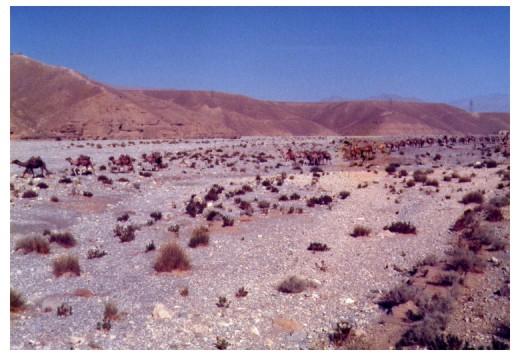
377, 284, 421, 312
257, 200, 270, 209
189, 226, 210, 248
307, 242, 330, 252
15, 234, 50, 254
443, 175, 452, 182
277, 275, 316, 294
83, 191, 93, 197
445, 248, 485, 273
451, 209, 477, 231
425, 179, 439, 187
413, 170, 428, 183
417, 254, 439, 267
113, 225, 137, 243
242, 184, 253, 192
186, 199, 206, 218
433, 154, 442, 161
385, 163, 400, 174
329, 320, 353, 347
484, 206, 504, 222
150, 211, 162, 221
139, 171, 152, 178
384, 221, 416, 234
339, 191, 350, 199
205, 185, 224, 201
59, 177, 73, 184
489, 194, 510, 208
215, 337, 229, 350
99, 165, 107, 171
180, 287, 189, 297
239, 200, 254, 215
270, 186, 279, 193
154, 240, 191, 272
36, 182, 49, 189
145, 241, 156, 252
168, 224, 180, 234
350, 225, 371, 237
289, 192, 301, 200
461, 191, 484, 204
235, 287, 248, 298
117, 213, 130, 222
216, 296, 231, 308
206, 210, 222, 221
52, 254, 81, 277
49, 231, 77, 248
485, 160, 498, 168
278, 194, 289, 201
406, 179, 416, 187
428, 272, 461, 287
222, 215, 234, 227
103, 301, 119, 321
398, 169, 408, 177
57, 303, 72, 317
22, 190, 38, 198
10, 288, 26, 312
87, 247, 108, 259
51, 196, 59, 202
458, 176, 471, 183
307, 195, 333, 207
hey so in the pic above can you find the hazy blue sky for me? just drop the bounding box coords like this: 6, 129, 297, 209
10, 6, 510, 102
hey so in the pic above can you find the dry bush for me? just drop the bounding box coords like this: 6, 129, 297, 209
52, 254, 81, 277
189, 226, 210, 248
49, 231, 77, 248
428, 271, 461, 287
338, 191, 350, 199
22, 190, 38, 198
114, 225, 137, 243
150, 211, 162, 221
350, 225, 371, 237
451, 209, 477, 231
377, 284, 421, 312
445, 248, 485, 273
36, 182, 49, 189
384, 221, 416, 234
458, 176, 472, 183
153, 240, 191, 272
235, 287, 248, 298
104, 300, 119, 321
15, 234, 50, 254
307, 242, 330, 252
10, 288, 26, 312
461, 191, 484, 204
277, 275, 316, 294
413, 170, 428, 183
329, 320, 353, 347
425, 179, 439, 187
489, 194, 510, 208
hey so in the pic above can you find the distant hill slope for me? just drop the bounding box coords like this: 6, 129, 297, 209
10, 54, 510, 140
449, 94, 510, 113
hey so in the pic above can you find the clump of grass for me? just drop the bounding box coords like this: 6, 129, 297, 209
188, 226, 210, 248
15, 234, 50, 254
57, 303, 72, 317
36, 182, 49, 189
59, 177, 73, 184
307, 242, 330, 252
222, 215, 234, 227
461, 191, 484, 204
351, 225, 371, 237
384, 221, 417, 234
180, 287, 189, 297
168, 224, 180, 234
117, 213, 130, 222
458, 176, 471, 183
377, 284, 421, 312
339, 191, 350, 199
235, 287, 248, 298
413, 170, 428, 183
451, 209, 477, 231
87, 247, 108, 259
428, 272, 461, 287
10, 288, 26, 312
290, 192, 301, 200
306, 195, 333, 207
406, 179, 416, 187
277, 275, 316, 294
22, 190, 38, 198
51, 195, 59, 202
103, 300, 119, 321
385, 163, 400, 174
425, 179, 439, 187
216, 296, 231, 308
153, 240, 191, 272
145, 240, 156, 252
83, 191, 93, 197
186, 198, 207, 218
49, 231, 77, 248
215, 337, 229, 350
205, 184, 224, 201
258, 200, 270, 209
52, 254, 81, 277
150, 211, 162, 221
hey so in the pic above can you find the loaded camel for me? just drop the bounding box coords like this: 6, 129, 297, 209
11, 156, 51, 178
66, 155, 95, 175
141, 152, 165, 170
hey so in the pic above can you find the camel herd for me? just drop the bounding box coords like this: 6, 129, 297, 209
11, 133, 509, 178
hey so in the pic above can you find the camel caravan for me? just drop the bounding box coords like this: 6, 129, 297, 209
11, 156, 51, 178
285, 149, 332, 166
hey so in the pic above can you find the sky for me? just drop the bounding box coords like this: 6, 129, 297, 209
9, 5, 510, 103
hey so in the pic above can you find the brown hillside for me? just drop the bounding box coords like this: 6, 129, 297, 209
10, 54, 509, 140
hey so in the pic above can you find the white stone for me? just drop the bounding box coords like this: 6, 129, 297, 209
152, 303, 174, 320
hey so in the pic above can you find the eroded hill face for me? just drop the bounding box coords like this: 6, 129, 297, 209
10, 54, 510, 140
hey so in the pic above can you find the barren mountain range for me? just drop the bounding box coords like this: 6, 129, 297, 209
10, 54, 509, 140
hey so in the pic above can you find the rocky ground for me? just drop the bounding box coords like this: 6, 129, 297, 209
9, 135, 510, 350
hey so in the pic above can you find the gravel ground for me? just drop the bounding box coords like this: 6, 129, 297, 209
9, 136, 510, 350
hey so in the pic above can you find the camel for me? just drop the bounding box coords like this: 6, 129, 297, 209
11, 156, 51, 178
66, 155, 95, 175
285, 149, 296, 161
109, 155, 135, 173
141, 152, 164, 170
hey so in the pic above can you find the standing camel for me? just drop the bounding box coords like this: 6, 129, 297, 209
11, 156, 51, 178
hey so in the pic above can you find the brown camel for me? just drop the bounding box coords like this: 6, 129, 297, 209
109, 155, 135, 172
141, 152, 164, 170
11, 156, 51, 178
66, 155, 95, 175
